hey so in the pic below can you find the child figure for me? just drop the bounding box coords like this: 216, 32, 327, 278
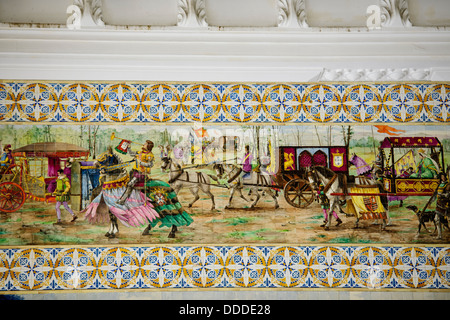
317, 182, 342, 229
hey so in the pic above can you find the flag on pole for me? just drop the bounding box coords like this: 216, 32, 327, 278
115, 139, 131, 154
194, 127, 208, 138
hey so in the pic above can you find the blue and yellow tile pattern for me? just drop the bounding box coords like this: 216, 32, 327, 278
1, 80, 450, 293
1, 82, 450, 124
0, 245, 449, 291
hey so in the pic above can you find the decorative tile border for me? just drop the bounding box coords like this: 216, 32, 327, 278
1, 81, 450, 293
0, 245, 449, 292
1, 82, 450, 124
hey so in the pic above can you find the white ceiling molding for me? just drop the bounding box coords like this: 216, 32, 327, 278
177, 0, 207, 28
380, 0, 412, 27
0, 0, 449, 29
66, 0, 105, 29
316, 68, 432, 81
0, 28, 448, 82
278, 0, 308, 28
0, 0, 449, 82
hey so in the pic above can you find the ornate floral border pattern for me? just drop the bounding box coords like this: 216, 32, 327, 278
1, 82, 450, 124
1, 81, 450, 293
0, 245, 449, 291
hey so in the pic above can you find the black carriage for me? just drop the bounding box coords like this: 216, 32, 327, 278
273, 145, 349, 208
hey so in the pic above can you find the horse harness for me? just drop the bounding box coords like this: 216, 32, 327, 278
311, 168, 375, 197
167, 162, 226, 187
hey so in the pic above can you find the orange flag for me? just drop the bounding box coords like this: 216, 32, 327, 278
373, 125, 406, 136
194, 127, 208, 138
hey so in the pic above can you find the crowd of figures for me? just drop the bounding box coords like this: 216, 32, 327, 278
1, 135, 449, 241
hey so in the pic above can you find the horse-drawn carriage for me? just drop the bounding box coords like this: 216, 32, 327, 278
378, 137, 445, 197
272, 145, 349, 208
0, 163, 26, 213
0, 142, 89, 213
170, 144, 350, 210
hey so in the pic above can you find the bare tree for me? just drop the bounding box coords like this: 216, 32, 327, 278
341, 125, 354, 147
89, 125, 100, 158
314, 125, 322, 146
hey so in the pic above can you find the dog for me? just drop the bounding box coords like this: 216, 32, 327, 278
406, 205, 450, 236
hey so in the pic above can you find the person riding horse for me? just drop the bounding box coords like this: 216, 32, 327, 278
117, 140, 155, 205
0, 144, 14, 173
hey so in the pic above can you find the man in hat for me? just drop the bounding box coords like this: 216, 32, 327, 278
117, 140, 155, 205
0, 144, 14, 173
53, 169, 77, 224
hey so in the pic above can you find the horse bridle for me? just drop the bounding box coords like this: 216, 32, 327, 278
213, 163, 243, 183
307, 168, 319, 190
214, 164, 225, 178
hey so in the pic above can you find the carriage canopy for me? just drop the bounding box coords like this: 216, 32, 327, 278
380, 137, 441, 148
12, 142, 90, 158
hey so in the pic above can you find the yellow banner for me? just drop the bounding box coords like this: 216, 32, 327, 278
350, 187, 387, 220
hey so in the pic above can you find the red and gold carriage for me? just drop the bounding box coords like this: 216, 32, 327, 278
274, 137, 445, 209
378, 137, 444, 197
0, 142, 89, 213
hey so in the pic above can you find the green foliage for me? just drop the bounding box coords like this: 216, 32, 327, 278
207, 217, 258, 226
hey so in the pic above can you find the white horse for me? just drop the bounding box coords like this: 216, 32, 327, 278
161, 157, 215, 211
213, 163, 279, 209
84, 149, 161, 238
306, 166, 387, 230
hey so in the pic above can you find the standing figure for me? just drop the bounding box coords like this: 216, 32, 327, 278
117, 140, 154, 205
47, 158, 73, 194
317, 182, 342, 229
0, 144, 14, 173
435, 172, 450, 239
374, 170, 389, 211
241, 145, 253, 179
53, 169, 77, 224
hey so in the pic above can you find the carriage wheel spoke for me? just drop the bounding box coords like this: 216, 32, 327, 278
0, 183, 25, 212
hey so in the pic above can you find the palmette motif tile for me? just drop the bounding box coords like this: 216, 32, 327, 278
0, 246, 449, 292
2, 82, 450, 123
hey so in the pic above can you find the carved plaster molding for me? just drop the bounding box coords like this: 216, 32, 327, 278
317, 68, 432, 81
91, 0, 105, 26
278, 0, 308, 28
177, 0, 207, 27
380, 0, 412, 27
66, 0, 105, 30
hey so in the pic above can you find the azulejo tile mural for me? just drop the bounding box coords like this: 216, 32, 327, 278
1, 80, 450, 293
1, 81, 450, 123
1, 245, 449, 291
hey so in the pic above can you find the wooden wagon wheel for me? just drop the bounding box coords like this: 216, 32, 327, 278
284, 178, 315, 208
0, 182, 26, 213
